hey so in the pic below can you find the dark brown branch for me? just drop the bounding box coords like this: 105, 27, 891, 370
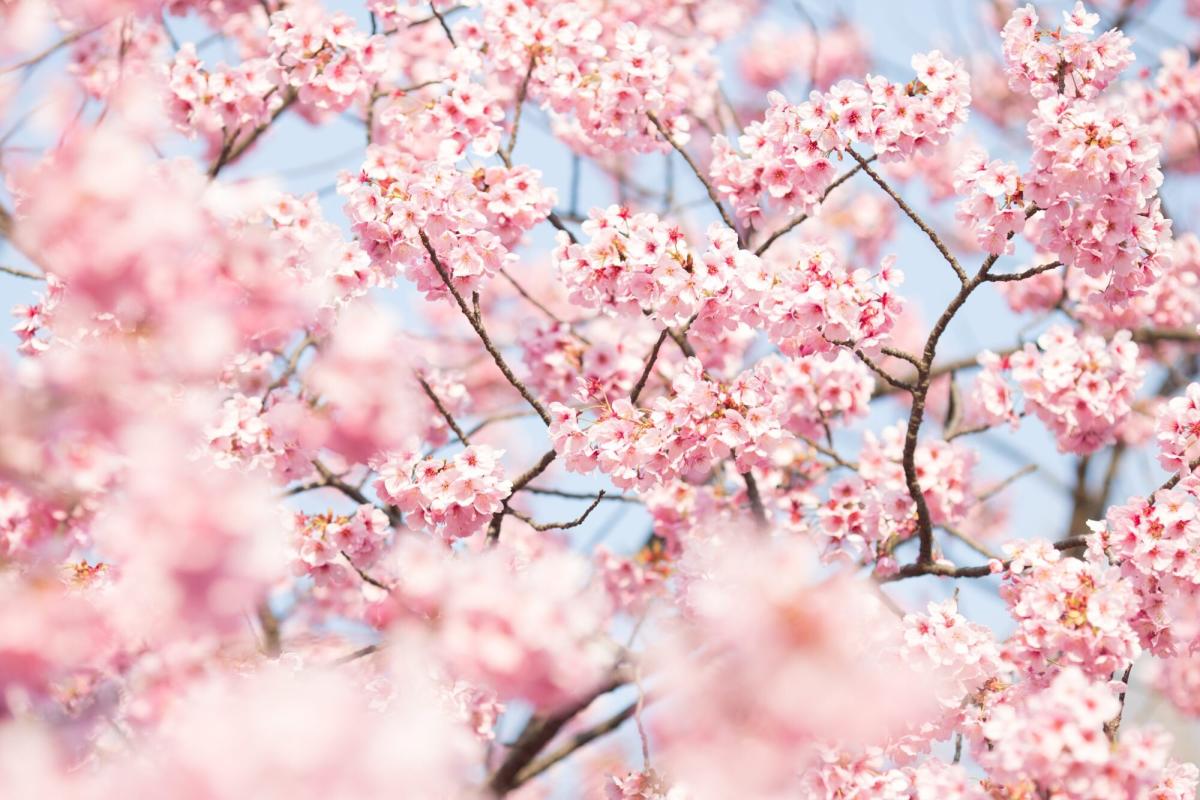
428, 2, 458, 46
880, 534, 1092, 582
487, 673, 629, 795
513, 492, 605, 531
848, 148, 967, 284
417, 374, 471, 445
419, 230, 552, 425
522, 486, 639, 503
510, 698, 645, 789
646, 111, 743, 246
208, 89, 297, 178
985, 260, 1063, 282
630, 329, 670, 404
753, 158, 872, 256
311, 460, 402, 527
486, 449, 559, 544
341, 550, 392, 592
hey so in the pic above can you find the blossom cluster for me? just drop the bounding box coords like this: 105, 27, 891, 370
711, 50, 970, 225
340, 147, 535, 303
999, 539, 1141, 679
375, 445, 511, 540
291, 505, 391, 586
549, 358, 789, 492
553, 208, 761, 327
971, 327, 1143, 454
1000, 3, 1134, 100
815, 423, 978, 565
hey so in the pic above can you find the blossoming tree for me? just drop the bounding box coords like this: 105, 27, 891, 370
4, 0, 1200, 797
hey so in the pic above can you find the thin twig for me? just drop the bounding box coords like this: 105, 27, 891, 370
503, 53, 537, 162
753, 158, 872, 256
428, 2, 458, 46
0, 264, 44, 280
646, 111, 743, 246
522, 486, 639, 503
630, 330, 670, 405
513, 492, 605, 531
848, 148, 967, 284
419, 230, 551, 425
977, 464, 1037, 503
417, 375, 471, 445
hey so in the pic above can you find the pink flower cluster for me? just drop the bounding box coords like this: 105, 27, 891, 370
269, 7, 388, 117
386, 540, 612, 710
1000, 540, 1140, 679
654, 536, 943, 798
291, 505, 391, 586
375, 74, 506, 160
341, 147, 523, 303
464, 0, 711, 154
553, 208, 760, 327
1098, 489, 1200, 655
520, 321, 654, 404
1001, 327, 1143, 454
1000, 3, 1133, 100
595, 543, 671, 613
1024, 95, 1171, 302
375, 445, 511, 540
1156, 382, 1200, 474
711, 50, 970, 225
206, 393, 295, 476
979, 667, 1190, 800
816, 423, 977, 564
167, 44, 285, 143
751, 247, 905, 358
901, 598, 1003, 708
10, 275, 62, 357
758, 351, 873, 439
549, 358, 789, 492
954, 148, 1026, 255
800, 756, 987, 800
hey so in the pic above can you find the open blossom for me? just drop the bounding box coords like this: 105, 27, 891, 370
291, 505, 391, 581
1024, 95, 1171, 303
340, 147, 518, 303
1008, 326, 1143, 454
464, 0, 712, 154
954, 147, 1026, 254
1097, 489, 1200, 655
375, 445, 511, 540
966, 349, 1020, 429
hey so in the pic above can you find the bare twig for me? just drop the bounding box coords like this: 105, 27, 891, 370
0, 264, 43, 280
513, 492, 605, 531
630, 330, 670, 405
848, 148, 967, 284
646, 111, 743, 246
419, 230, 551, 425
418, 374, 471, 446
753, 158, 872, 256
